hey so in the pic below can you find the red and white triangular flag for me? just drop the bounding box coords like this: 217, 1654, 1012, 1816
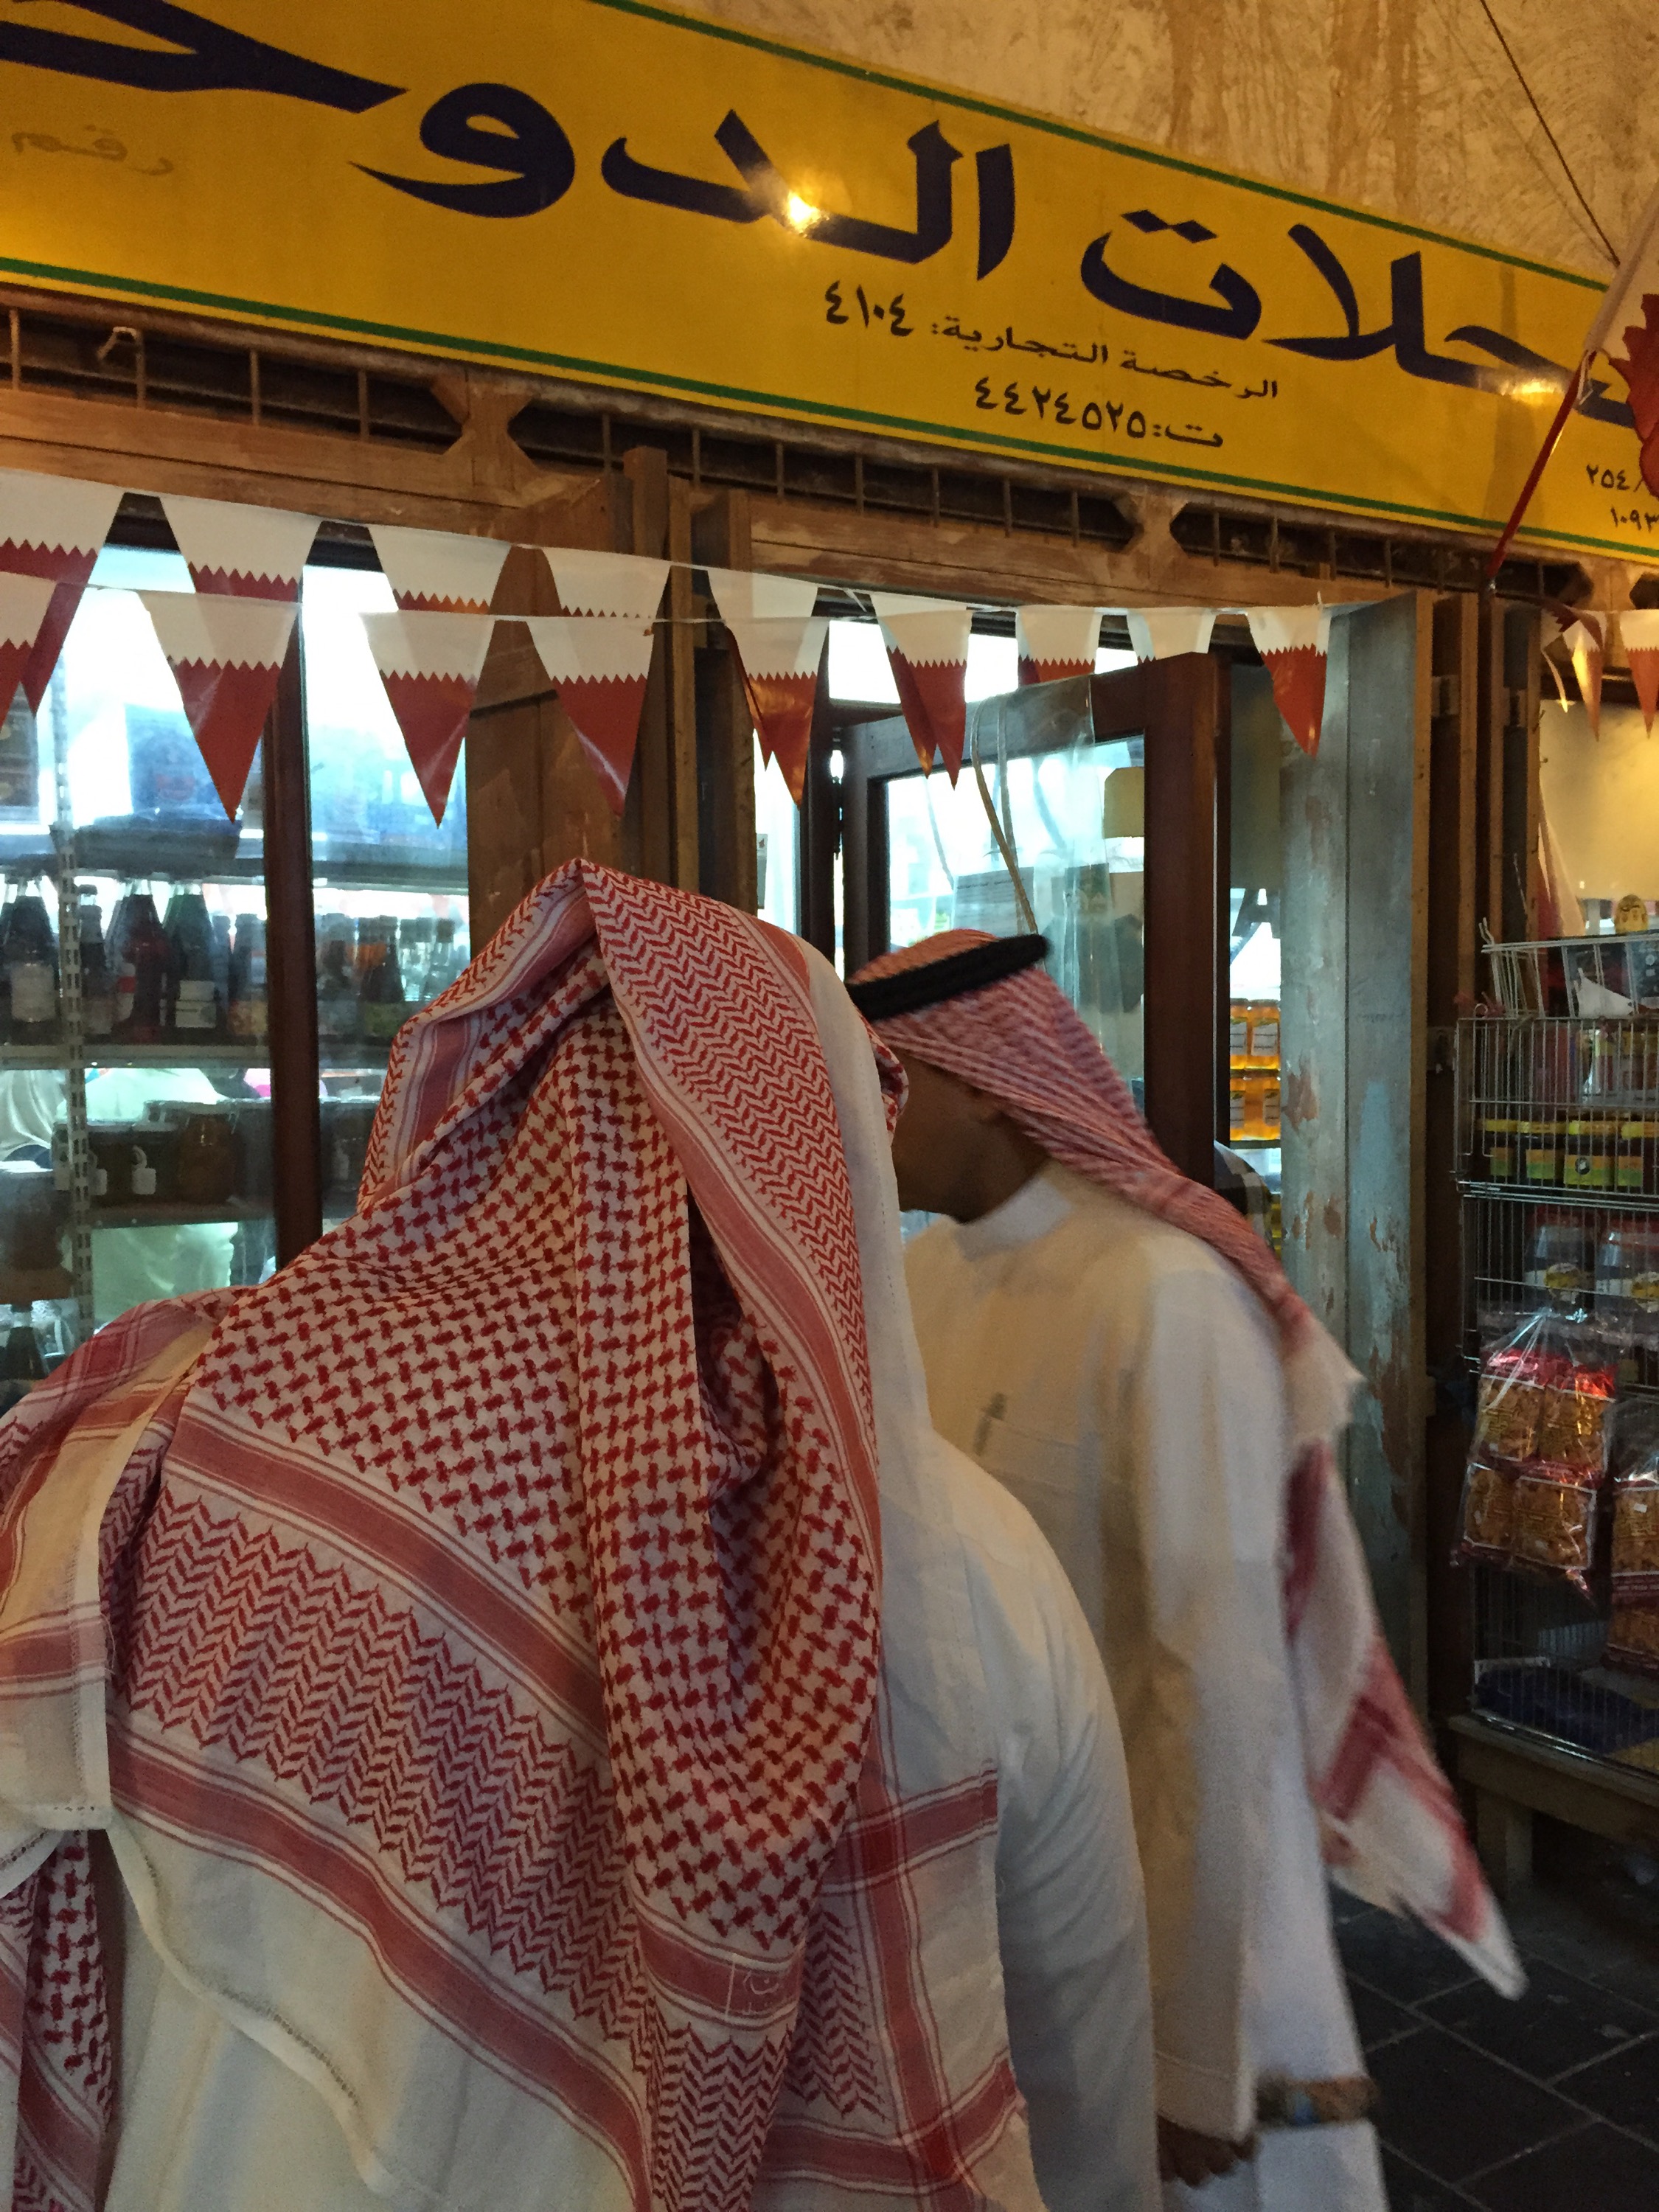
139, 591, 297, 818
368, 524, 512, 613
360, 610, 495, 823
1016, 605, 1103, 685
1622, 608, 1659, 733
161, 495, 319, 599
0, 470, 124, 711
703, 568, 819, 624
1245, 605, 1332, 756
723, 616, 827, 804
524, 616, 656, 815
541, 548, 669, 619
0, 574, 60, 715
1559, 610, 1607, 735
869, 593, 972, 779
1126, 607, 1218, 661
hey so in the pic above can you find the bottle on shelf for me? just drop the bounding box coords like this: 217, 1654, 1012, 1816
0, 878, 15, 1043
227, 912, 268, 1044
164, 884, 225, 1042
429, 914, 467, 997
210, 911, 232, 1010
315, 912, 358, 1045
357, 916, 407, 1043
6, 877, 59, 1046
77, 886, 114, 1042
400, 915, 436, 1007
107, 883, 172, 1045
0, 1303, 45, 1413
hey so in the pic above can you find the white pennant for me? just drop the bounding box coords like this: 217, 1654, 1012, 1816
542, 548, 670, 618
1016, 604, 1104, 669
868, 591, 972, 667
161, 495, 319, 595
0, 469, 124, 556
523, 614, 657, 686
368, 525, 512, 613
1126, 607, 1218, 660
1245, 605, 1331, 658
723, 614, 828, 681
705, 568, 819, 624
359, 609, 496, 682
0, 573, 57, 650
139, 591, 298, 670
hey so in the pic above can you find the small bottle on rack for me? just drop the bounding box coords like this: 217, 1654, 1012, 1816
400, 915, 436, 1007
165, 885, 224, 1041
429, 915, 466, 997
227, 913, 268, 1043
0, 1304, 45, 1413
0, 879, 15, 1043
77, 887, 113, 1042
357, 917, 407, 1043
315, 914, 358, 1044
6, 879, 59, 1046
108, 884, 171, 1044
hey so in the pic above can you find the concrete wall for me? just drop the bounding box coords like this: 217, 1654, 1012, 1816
683, 0, 1658, 274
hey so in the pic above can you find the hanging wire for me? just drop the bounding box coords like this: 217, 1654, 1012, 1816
969, 696, 1037, 932
1474, 0, 1617, 265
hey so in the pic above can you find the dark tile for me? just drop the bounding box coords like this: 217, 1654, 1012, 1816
1382, 2145, 1479, 2209
1369, 2026, 1579, 2183
1557, 2033, 1659, 2144
1506, 1892, 1659, 2011
1330, 1881, 1377, 1927
1419, 1958, 1656, 2082
1338, 1907, 1483, 2008
1350, 1976, 1417, 2052
1467, 2121, 1659, 2212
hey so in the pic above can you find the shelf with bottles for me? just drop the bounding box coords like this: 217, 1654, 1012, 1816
1227, 996, 1280, 1145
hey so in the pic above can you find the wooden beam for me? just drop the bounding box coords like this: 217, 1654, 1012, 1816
667, 478, 699, 890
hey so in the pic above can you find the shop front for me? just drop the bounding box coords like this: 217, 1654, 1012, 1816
0, 0, 1650, 1861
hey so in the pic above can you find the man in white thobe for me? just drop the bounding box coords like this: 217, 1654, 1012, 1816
851, 928, 1519, 2211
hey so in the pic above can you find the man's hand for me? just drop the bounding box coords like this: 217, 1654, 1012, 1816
1156, 2117, 1256, 2188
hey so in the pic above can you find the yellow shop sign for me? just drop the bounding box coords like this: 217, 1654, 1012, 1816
0, 0, 1643, 558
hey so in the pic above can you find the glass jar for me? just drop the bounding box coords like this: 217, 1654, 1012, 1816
1525, 1214, 1592, 1312
1563, 1117, 1615, 1191
175, 1105, 237, 1206
1523, 1117, 1563, 1186
1485, 1116, 1517, 1182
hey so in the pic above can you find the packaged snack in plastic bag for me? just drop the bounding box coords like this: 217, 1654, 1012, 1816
1457, 1310, 1616, 1591
1611, 1401, 1659, 1608
1607, 1603, 1659, 1676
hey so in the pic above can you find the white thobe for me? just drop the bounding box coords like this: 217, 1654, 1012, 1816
90, 1442, 1159, 2212
905, 1166, 1385, 2212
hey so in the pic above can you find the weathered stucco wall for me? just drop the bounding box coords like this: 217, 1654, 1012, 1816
681, 0, 1657, 276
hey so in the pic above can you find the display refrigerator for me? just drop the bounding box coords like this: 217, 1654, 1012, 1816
0, 546, 470, 1396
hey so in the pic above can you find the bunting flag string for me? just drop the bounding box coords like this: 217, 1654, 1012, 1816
138, 592, 298, 818
367, 524, 512, 613
869, 592, 971, 779
0, 576, 60, 720
523, 615, 656, 815
703, 568, 820, 625
1015, 604, 1103, 686
721, 616, 827, 803
1559, 609, 1607, 736
1127, 607, 1219, 661
543, 548, 670, 618
1245, 605, 1332, 757
359, 609, 495, 824
0, 470, 125, 712
160, 495, 319, 599
1623, 608, 1659, 733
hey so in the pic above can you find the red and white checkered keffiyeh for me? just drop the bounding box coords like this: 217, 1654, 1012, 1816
0, 869, 1040, 2212
855, 930, 1521, 1997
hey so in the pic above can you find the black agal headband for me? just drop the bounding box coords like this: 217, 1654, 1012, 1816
846, 934, 1049, 1021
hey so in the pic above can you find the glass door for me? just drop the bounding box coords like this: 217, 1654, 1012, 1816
841, 658, 1223, 1186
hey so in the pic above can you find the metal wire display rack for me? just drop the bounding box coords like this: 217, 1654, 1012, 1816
1455, 1012, 1659, 1771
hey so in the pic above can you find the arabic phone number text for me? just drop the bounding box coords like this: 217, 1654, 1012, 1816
971, 377, 1224, 451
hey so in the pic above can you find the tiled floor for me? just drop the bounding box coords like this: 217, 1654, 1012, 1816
1336, 1876, 1659, 2210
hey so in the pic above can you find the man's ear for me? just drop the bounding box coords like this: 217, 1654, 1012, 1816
957, 1081, 1010, 1127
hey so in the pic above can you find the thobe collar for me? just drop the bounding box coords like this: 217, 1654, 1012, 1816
953, 1161, 1075, 1260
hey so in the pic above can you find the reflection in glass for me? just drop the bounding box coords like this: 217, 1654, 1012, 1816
886, 726, 1146, 1080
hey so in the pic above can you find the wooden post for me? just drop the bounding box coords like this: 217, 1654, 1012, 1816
622, 447, 673, 886
263, 629, 321, 1266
